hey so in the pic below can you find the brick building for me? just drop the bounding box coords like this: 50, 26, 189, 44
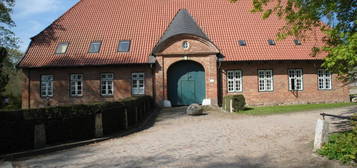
18, 0, 350, 109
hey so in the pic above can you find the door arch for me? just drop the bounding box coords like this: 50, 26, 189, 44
167, 61, 206, 106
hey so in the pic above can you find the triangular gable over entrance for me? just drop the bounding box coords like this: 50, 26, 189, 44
159, 9, 209, 43
153, 9, 216, 54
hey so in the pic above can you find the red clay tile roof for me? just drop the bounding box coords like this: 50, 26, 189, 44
18, 0, 326, 68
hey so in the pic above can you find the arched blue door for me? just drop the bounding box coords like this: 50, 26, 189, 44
168, 61, 205, 106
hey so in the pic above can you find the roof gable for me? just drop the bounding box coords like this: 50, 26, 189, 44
158, 9, 210, 45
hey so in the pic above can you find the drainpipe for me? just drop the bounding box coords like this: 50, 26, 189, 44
27, 69, 31, 109
217, 55, 224, 106
148, 55, 157, 102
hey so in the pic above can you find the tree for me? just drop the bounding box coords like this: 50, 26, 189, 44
230, 0, 356, 81
2, 48, 23, 109
0, 0, 18, 49
0, 47, 9, 108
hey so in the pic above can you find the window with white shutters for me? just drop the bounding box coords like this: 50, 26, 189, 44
288, 69, 303, 91
227, 70, 242, 92
258, 70, 273, 91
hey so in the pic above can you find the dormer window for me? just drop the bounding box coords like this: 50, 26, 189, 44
55, 42, 69, 54
238, 40, 246, 46
182, 41, 190, 50
293, 39, 302, 45
89, 41, 102, 53
118, 40, 131, 52
267, 40, 276, 46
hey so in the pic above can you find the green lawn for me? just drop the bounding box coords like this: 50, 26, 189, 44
238, 102, 357, 115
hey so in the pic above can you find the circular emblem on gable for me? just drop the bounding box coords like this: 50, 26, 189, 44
182, 41, 190, 50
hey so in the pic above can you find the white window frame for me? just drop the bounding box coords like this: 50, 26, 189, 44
70, 74, 83, 97
258, 70, 274, 91
101, 73, 114, 96
288, 69, 304, 91
227, 70, 243, 92
318, 69, 332, 90
132, 72, 145, 95
41, 75, 54, 97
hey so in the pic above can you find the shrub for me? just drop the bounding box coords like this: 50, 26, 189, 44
318, 115, 357, 164
223, 95, 246, 112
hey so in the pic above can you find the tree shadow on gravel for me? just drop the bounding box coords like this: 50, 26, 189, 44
28, 153, 338, 168
329, 106, 357, 133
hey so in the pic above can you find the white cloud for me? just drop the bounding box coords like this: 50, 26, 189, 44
14, 0, 64, 17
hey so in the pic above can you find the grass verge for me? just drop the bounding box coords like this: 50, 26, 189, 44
238, 102, 356, 115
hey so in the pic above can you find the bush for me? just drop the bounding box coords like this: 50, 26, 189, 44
223, 95, 246, 112
318, 115, 357, 164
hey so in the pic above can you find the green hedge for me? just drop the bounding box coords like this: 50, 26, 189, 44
0, 96, 155, 154
223, 95, 246, 112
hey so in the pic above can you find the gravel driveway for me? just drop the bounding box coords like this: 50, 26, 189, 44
14, 105, 357, 168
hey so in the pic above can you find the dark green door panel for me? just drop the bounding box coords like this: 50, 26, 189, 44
168, 61, 205, 106
180, 80, 195, 105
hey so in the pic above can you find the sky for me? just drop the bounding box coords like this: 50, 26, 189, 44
12, 0, 80, 52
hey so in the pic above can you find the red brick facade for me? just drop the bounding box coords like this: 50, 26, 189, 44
22, 65, 154, 109
153, 36, 220, 105
21, 38, 350, 109
221, 61, 350, 106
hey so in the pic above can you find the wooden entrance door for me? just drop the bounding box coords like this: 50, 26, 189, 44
168, 61, 205, 106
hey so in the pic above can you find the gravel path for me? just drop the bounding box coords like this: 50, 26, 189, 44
14, 105, 357, 168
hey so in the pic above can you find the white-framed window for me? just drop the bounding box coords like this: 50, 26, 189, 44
288, 69, 303, 91
258, 70, 273, 91
101, 73, 114, 96
132, 72, 145, 95
227, 70, 242, 92
41, 75, 54, 97
70, 74, 83, 96
318, 69, 332, 90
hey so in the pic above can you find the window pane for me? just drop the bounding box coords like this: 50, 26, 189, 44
41, 75, 54, 97
118, 40, 131, 52
89, 42, 101, 53
55, 43, 69, 54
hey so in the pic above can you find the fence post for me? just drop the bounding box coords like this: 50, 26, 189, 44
94, 113, 103, 138
229, 99, 233, 113
124, 108, 128, 129
313, 119, 329, 151
34, 124, 46, 148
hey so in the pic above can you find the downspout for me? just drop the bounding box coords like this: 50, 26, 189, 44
148, 55, 157, 103
217, 55, 224, 106
27, 69, 31, 109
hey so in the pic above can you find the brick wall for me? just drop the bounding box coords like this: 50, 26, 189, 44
154, 35, 220, 105
221, 61, 350, 106
22, 65, 154, 109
